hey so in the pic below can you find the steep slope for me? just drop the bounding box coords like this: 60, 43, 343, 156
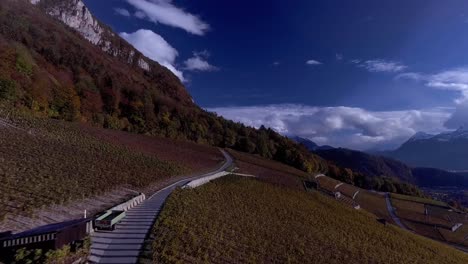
0, 0, 327, 177
0, 108, 225, 233
316, 147, 468, 190
32, 0, 155, 72
315, 148, 414, 182
148, 176, 468, 263
291, 136, 334, 151
385, 127, 468, 170
291, 136, 319, 150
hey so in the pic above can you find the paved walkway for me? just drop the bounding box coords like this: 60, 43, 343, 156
88, 150, 232, 263
384, 193, 409, 230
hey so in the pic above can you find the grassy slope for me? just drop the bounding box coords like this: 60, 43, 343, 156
226, 149, 309, 190
151, 176, 467, 264
229, 149, 396, 224
391, 193, 449, 207
0, 109, 222, 223
82, 125, 223, 176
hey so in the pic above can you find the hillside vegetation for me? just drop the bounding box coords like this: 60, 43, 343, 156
316, 149, 424, 197
0, 0, 328, 175
0, 106, 223, 225
150, 176, 467, 264
227, 149, 310, 190
315, 148, 414, 181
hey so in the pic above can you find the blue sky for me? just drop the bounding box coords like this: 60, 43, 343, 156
83, 0, 468, 150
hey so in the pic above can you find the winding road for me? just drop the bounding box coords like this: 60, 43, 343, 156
88, 150, 233, 264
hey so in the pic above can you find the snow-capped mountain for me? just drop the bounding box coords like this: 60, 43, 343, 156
406, 131, 435, 143
432, 126, 468, 142
383, 127, 468, 170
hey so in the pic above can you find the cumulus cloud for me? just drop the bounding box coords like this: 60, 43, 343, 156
444, 103, 468, 129
359, 59, 407, 73
114, 7, 131, 17
126, 0, 210, 35
184, 51, 218, 72
306, 59, 322, 65
398, 68, 468, 128
120, 29, 185, 81
208, 104, 452, 150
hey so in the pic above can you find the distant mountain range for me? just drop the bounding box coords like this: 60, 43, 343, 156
291, 136, 334, 151
315, 148, 415, 183
315, 147, 468, 188
291, 136, 468, 188
382, 127, 468, 171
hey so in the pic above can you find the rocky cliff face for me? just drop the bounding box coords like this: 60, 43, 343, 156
31, 0, 151, 71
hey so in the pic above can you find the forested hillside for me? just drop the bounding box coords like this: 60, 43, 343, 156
314, 148, 423, 197
0, 0, 327, 174
316, 148, 414, 181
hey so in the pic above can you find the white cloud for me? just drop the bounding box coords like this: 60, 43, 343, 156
126, 0, 210, 35
208, 104, 452, 150
273, 61, 280, 66
335, 53, 343, 60
398, 68, 468, 128
359, 59, 407, 73
350, 59, 361, 64
120, 29, 185, 81
395, 72, 426, 81
114, 7, 131, 17
397, 68, 468, 103
306, 59, 322, 65
426, 68, 468, 103
184, 51, 218, 72
444, 103, 468, 129
134, 10, 146, 19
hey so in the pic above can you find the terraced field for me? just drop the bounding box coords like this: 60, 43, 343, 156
316, 176, 342, 193
0, 109, 222, 231
336, 183, 360, 198
391, 193, 448, 208
150, 176, 468, 264
226, 149, 308, 190
440, 224, 468, 247
391, 195, 468, 248
354, 190, 395, 224
311, 175, 395, 224
82, 125, 223, 177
